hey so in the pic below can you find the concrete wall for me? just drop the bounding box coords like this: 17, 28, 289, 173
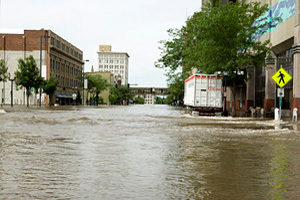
0, 50, 47, 105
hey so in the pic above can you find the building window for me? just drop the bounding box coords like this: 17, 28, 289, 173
66, 46, 69, 53
71, 49, 74, 56
99, 60, 102, 63
115, 65, 119, 69
56, 40, 60, 48
99, 65, 103, 68
110, 60, 113, 64
109, 65, 113, 69
62, 43, 65, 51
79, 54, 82, 60
120, 60, 125, 64
120, 65, 124, 69
50, 59, 53, 69
51, 37, 55, 45
75, 51, 78, 58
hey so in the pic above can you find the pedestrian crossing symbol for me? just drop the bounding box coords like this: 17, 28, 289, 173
272, 67, 292, 88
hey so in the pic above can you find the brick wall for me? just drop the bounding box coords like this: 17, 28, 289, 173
0, 29, 49, 51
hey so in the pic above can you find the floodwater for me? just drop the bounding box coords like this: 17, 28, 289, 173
1, 105, 300, 200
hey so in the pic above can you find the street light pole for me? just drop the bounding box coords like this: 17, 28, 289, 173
82, 60, 89, 106
39, 35, 50, 107
8, 73, 15, 107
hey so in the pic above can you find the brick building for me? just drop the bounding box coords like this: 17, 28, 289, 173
0, 29, 83, 106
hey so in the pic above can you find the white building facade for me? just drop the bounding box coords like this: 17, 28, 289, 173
97, 45, 129, 86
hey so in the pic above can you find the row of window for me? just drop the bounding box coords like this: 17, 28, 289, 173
99, 69, 125, 76
99, 54, 126, 58
50, 59, 82, 77
99, 60, 126, 64
99, 65, 125, 70
51, 37, 82, 60
53, 74, 79, 88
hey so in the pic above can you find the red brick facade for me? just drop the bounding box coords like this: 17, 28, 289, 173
0, 29, 83, 105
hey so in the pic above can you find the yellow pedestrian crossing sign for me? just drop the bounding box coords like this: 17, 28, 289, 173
272, 67, 292, 88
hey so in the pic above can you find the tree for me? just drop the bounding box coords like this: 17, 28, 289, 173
134, 97, 145, 104
0, 59, 8, 105
156, 96, 163, 104
86, 74, 111, 105
155, 28, 188, 102
42, 74, 59, 106
0, 59, 8, 82
183, 1, 280, 116
164, 95, 174, 105
109, 85, 131, 105
15, 55, 43, 107
157, 0, 280, 116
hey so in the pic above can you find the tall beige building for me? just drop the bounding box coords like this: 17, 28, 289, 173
97, 45, 129, 86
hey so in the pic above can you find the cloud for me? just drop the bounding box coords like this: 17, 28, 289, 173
0, 0, 201, 87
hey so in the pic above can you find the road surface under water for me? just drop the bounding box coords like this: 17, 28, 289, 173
1, 105, 300, 199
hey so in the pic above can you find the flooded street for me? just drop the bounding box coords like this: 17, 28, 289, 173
1, 105, 300, 199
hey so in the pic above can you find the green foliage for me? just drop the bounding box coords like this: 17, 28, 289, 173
98, 96, 104, 104
109, 85, 131, 105
156, 0, 280, 114
85, 74, 111, 105
155, 28, 186, 79
109, 93, 118, 104
134, 97, 145, 104
183, 1, 275, 76
42, 74, 58, 106
15, 55, 44, 107
0, 59, 8, 82
155, 96, 163, 104
167, 73, 185, 101
164, 95, 174, 105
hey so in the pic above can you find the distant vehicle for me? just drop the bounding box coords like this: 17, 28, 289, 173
184, 74, 223, 116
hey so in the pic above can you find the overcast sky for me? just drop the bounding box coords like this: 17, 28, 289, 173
0, 0, 201, 87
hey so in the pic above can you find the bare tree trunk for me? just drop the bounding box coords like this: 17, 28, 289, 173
26, 90, 30, 107
49, 94, 52, 106
231, 81, 237, 117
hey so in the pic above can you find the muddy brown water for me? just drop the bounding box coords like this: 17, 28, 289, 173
1, 105, 300, 199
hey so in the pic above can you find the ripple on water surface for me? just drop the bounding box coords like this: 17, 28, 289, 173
1, 105, 300, 199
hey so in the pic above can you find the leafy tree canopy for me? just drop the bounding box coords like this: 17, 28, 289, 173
109, 85, 132, 105
15, 55, 44, 107
0, 59, 8, 82
156, 0, 280, 115
85, 74, 111, 105
42, 74, 59, 106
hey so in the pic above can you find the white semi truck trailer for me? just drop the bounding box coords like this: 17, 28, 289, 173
184, 74, 223, 116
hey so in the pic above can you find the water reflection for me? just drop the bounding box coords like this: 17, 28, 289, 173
269, 144, 291, 200
1, 105, 300, 199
